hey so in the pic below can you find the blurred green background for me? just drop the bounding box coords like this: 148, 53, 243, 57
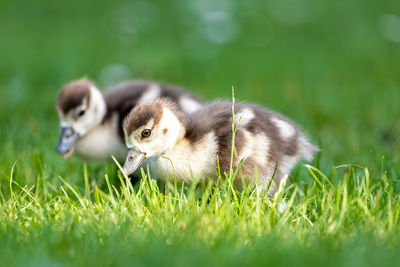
0, 0, 399, 180
1, 0, 400, 266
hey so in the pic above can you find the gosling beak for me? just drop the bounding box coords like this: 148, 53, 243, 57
56, 127, 79, 158
122, 147, 146, 176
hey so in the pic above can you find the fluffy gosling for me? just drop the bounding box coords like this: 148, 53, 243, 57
56, 78, 204, 161
122, 99, 317, 193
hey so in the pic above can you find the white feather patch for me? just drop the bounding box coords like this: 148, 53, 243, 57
179, 97, 202, 113
235, 109, 255, 127
237, 130, 270, 167
137, 84, 161, 104
271, 117, 295, 140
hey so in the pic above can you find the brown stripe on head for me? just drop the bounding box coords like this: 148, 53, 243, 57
123, 101, 165, 136
57, 78, 94, 114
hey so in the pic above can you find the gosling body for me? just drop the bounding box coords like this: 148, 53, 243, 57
56, 78, 204, 161
122, 100, 318, 193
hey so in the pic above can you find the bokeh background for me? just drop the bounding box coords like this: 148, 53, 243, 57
0, 0, 399, 184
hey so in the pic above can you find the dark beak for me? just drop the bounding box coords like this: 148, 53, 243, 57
56, 127, 79, 158
122, 147, 146, 176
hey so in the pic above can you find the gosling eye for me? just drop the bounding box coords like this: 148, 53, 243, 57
78, 110, 86, 117
141, 129, 151, 139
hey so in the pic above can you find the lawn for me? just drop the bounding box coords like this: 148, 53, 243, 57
0, 0, 400, 266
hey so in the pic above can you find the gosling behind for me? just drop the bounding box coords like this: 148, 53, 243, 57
56, 78, 204, 161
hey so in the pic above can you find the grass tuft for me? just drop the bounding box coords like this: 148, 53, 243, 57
1, 160, 400, 266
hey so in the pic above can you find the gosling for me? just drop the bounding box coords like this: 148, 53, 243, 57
122, 99, 318, 193
56, 78, 204, 161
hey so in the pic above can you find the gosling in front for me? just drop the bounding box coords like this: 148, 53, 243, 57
122, 99, 318, 194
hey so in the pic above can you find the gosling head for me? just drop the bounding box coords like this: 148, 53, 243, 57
122, 100, 185, 175
56, 78, 106, 158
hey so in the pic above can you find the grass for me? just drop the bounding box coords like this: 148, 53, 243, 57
1, 161, 400, 266
1, 0, 400, 265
